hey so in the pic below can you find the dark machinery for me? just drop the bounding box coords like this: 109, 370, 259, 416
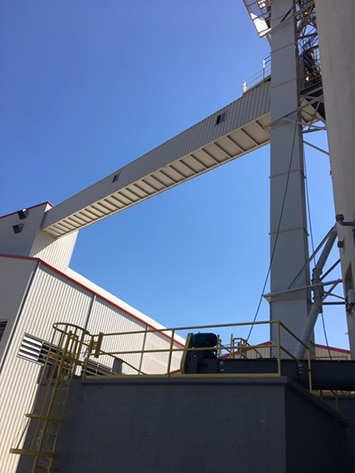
181, 332, 355, 392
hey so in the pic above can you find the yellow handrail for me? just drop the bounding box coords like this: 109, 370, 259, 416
11, 319, 317, 473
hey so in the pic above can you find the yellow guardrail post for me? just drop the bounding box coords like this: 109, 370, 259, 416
276, 321, 281, 376
93, 332, 104, 358
31, 319, 320, 390
167, 330, 175, 376
307, 345, 313, 392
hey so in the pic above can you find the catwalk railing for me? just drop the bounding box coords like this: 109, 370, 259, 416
13, 319, 353, 472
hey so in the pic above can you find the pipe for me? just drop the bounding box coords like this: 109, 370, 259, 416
293, 227, 337, 359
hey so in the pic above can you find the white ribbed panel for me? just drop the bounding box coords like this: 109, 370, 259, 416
0, 256, 182, 473
141, 330, 181, 374
0, 203, 49, 257
86, 298, 183, 375
0, 256, 37, 362
41, 81, 272, 236
86, 299, 147, 374
0, 260, 92, 473
30, 229, 78, 271
42, 78, 323, 238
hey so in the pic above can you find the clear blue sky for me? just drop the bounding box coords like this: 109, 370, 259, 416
0, 1, 348, 348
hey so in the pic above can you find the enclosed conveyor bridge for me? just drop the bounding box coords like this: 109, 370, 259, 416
42, 80, 323, 238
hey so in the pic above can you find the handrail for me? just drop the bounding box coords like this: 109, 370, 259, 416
15, 320, 316, 385
46, 320, 314, 387
242, 56, 271, 93
9, 319, 321, 471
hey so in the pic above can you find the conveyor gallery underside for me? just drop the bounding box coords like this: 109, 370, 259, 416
42, 80, 324, 238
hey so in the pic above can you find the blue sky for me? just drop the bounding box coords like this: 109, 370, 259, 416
0, 1, 348, 348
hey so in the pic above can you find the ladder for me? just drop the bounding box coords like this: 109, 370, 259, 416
11, 323, 91, 473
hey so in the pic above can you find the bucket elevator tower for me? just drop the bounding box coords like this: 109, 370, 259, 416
244, 0, 325, 352
269, 0, 310, 350
244, 0, 355, 355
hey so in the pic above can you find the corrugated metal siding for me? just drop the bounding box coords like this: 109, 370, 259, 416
244, 345, 351, 360
0, 262, 94, 473
0, 256, 38, 362
30, 229, 78, 271
87, 299, 149, 374
86, 298, 183, 375
123, 81, 270, 174
66, 267, 173, 332
20, 265, 92, 337
42, 81, 272, 236
315, 346, 350, 360
0, 203, 48, 257
0, 259, 40, 473
0, 257, 182, 473
141, 331, 181, 374
41, 80, 323, 238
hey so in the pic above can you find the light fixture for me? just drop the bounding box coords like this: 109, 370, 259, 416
17, 209, 29, 219
13, 224, 24, 234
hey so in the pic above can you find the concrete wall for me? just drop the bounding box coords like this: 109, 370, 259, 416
324, 396, 355, 471
16, 377, 348, 473
285, 388, 346, 472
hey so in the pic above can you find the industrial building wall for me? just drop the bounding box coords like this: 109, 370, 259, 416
0, 257, 92, 473
0, 256, 38, 361
16, 377, 347, 473
0, 204, 49, 257
0, 203, 78, 271
0, 255, 181, 473
83, 297, 182, 375
29, 228, 78, 272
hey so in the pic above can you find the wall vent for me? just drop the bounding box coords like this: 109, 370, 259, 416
18, 334, 55, 364
0, 321, 7, 343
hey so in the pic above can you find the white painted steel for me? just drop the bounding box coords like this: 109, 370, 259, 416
30, 228, 78, 271
315, 0, 355, 357
0, 203, 50, 256
0, 257, 38, 363
87, 299, 147, 374
0, 203, 78, 271
268, 0, 310, 352
87, 299, 183, 375
41, 82, 271, 237
0, 260, 92, 473
41, 82, 323, 238
141, 330, 181, 374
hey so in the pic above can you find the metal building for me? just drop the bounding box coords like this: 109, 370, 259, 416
1, 0, 355, 471
0, 204, 184, 473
